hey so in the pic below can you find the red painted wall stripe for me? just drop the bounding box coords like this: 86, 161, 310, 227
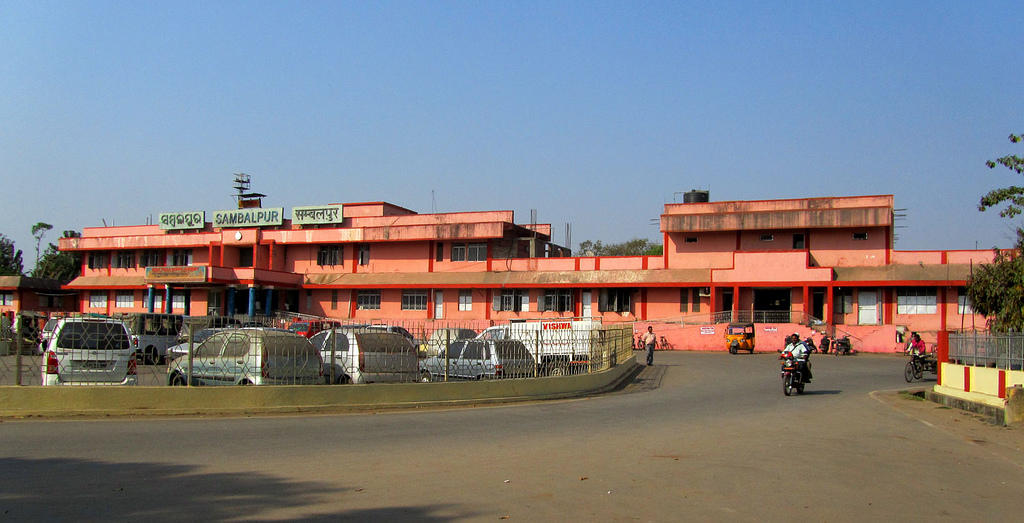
964, 366, 971, 392
999, 370, 1006, 399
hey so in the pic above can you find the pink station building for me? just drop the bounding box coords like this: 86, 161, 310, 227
58, 193, 995, 353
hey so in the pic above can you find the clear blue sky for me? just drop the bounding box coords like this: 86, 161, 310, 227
2, 1, 1022, 271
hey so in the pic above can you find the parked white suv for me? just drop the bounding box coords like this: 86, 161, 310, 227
41, 317, 138, 386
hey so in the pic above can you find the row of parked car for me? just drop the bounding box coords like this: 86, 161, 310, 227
38, 316, 538, 386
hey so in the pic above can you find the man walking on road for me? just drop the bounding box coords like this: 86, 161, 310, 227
642, 326, 656, 366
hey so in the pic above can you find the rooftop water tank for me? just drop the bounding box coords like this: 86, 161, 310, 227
683, 190, 710, 203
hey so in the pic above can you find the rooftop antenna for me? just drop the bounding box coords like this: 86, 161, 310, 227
234, 172, 266, 209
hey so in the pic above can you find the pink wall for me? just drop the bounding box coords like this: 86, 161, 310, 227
808, 226, 888, 267
714, 252, 832, 283
358, 242, 431, 273
665, 231, 736, 269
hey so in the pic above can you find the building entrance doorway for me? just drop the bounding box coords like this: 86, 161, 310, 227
753, 288, 792, 322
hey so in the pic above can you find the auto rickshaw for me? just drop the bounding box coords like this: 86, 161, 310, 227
725, 323, 755, 354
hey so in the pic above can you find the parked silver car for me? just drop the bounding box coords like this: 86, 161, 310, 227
41, 317, 137, 386
312, 329, 418, 384
420, 327, 477, 357
419, 339, 535, 381
167, 328, 322, 386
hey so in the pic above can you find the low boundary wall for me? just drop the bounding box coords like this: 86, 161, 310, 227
0, 356, 638, 418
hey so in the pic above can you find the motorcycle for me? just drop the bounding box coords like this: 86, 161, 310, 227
832, 336, 853, 356
780, 350, 808, 396
819, 336, 831, 354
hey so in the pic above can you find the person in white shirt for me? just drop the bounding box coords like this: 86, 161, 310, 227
784, 333, 812, 382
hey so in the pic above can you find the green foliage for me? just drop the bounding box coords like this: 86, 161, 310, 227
979, 134, 1024, 218
32, 230, 81, 283
578, 238, 662, 256
969, 134, 1024, 331
0, 234, 24, 276
966, 239, 1024, 332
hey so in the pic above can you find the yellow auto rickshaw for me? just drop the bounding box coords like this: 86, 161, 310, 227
725, 323, 755, 354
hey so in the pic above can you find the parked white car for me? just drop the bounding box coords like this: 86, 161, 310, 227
167, 328, 323, 386
41, 317, 138, 386
311, 329, 418, 384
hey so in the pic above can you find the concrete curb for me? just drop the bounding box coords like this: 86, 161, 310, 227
926, 385, 1013, 425
0, 356, 639, 419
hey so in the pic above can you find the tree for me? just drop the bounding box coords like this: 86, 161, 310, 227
31, 222, 52, 268
968, 133, 1024, 331
577, 238, 663, 256
0, 234, 24, 276
978, 133, 1024, 218
32, 230, 81, 283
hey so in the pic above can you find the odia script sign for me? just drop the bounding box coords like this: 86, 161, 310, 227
292, 205, 344, 225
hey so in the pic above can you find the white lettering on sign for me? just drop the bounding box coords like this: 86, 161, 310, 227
763, 326, 778, 332
700, 326, 715, 335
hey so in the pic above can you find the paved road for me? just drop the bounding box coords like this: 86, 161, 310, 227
1, 351, 1022, 521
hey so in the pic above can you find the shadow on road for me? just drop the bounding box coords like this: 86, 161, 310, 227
0, 457, 469, 521
796, 389, 842, 395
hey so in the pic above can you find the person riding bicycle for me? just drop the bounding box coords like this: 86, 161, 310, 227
909, 332, 927, 356
783, 333, 812, 383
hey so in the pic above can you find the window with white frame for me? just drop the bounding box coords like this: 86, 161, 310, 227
170, 249, 192, 266
357, 290, 381, 310
458, 290, 472, 311
0, 291, 12, 306
112, 251, 135, 269
897, 287, 937, 315
401, 290, 428, 310
467, 243, 487, 261
115, 292, 134, 308
958, 289, 974, 315
358, 244, 370, 266
493, 289, 526, 312
172, 293, 186, 311
541, 289, 573, 312
89, 292, 107, 308
451, 243, 466, 262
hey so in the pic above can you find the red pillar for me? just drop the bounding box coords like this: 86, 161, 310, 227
709, 286, 717, 321
802, 286, 809, 320
936, 330, 949, 386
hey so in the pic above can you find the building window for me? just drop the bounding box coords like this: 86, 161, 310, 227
542, 289, 573, 312
598, 289, 632, 313
0, 291, 12, 306
89, 292, 107, 308
467, 243, 487, 261
112, 251, 135, 269
153, 294, 163, 311
451, 243, 466, 262
833, 290, 853, 314
318, 245, 343, 266
793, 234, 805, 249
853, 232, 868, 241
170, 249, 192, 266
759, 234, 774, 242
238, 248, 253, 268
357, 290, 381, 310
138, 250, 163, 267
87, 252, 108, 269
459, 290, 472, 311
358, 244, 370, 266
685, 236, 698, 244
172, 293, 186, 311
958, 288, 973, 315
115, 292, 134, 308
42, 295, 61, 308
331, 290, 339, 310
401, 290, 428, 310
493, 289, 526, 312
435, 243, 444, 262
897, 288, 936, 315
692, 288, 702, 312
680, 288, 689, 312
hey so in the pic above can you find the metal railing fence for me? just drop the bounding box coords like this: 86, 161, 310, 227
0, 314, 636, 387
949, 332, 1024, 370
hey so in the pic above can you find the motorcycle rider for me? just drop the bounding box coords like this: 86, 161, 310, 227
784, 333, 812, 383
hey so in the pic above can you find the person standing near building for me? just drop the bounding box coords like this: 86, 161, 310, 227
642, 325, 656, 366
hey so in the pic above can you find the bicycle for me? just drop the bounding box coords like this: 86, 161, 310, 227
658, 336, 673, 350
